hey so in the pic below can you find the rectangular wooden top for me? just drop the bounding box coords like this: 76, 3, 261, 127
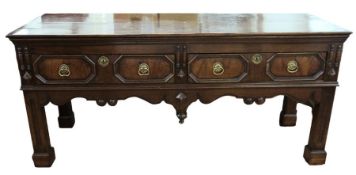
7, 13, 351, 38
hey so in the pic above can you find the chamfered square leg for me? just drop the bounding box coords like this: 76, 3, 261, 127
58, 101, 75, 128
279, 96, 297, 126
24, 92, 55, 167
303, 88, 335, 165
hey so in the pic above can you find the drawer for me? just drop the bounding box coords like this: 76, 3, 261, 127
113, 55, 175, 83
31, 44, 176, 85
188, 54, 248, 83
33, 55, 96, 84
187, 52, 326, 83
266, 53, 326, 81
32, 54, 175, 85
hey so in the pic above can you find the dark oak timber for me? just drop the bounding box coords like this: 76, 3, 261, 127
24, 92, 55, 167
304, 87, 336, 165
58, 101, 75, 128
280, 96, 297, 126
7, 13, 351, 167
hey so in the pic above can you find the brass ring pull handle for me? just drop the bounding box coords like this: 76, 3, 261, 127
138, 63, 150, 76
213, 62, 224, 75
251, 54, 263, 64
287, 60, 299, 73
58, 64, 71, 77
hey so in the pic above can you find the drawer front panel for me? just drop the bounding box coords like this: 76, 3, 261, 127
30, 44, 176, 85
188, 54, 248, 83
266, 53, 325, 81
30, 44, 327, 85
114, 55, 175, 83
33, 55, 96, 84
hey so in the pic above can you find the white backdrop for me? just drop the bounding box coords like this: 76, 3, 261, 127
0, 0, 355, 174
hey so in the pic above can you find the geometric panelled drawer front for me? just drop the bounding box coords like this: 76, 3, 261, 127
33, 55, 96, 84
188, 54, 248, 83
113, 55, 175, 83
266, 53, 326, 81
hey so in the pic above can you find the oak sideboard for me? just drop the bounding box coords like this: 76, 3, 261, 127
7, 13, 351, 167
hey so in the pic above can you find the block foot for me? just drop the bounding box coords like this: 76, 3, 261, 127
58, 113, 75, 128
303, 145, 327, 165
32, 147, 56, 167
279, 112, 296, 126
58, 102, 75, 128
